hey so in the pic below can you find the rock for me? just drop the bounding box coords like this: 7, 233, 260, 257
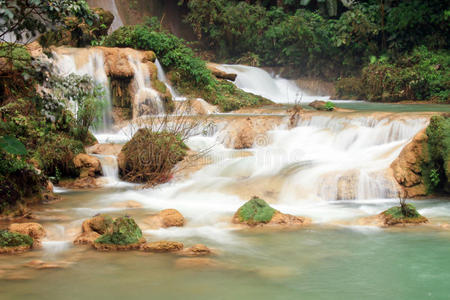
73, 154, 102, 178
308, 100, 333, 111
8, 223, 46, 247
87, 143, 123, 156
0, 230, 34, 254
58, 177, 103, 189
220, 117, 279, 149
178, 244, 212, 257
93, 238, 146, 252
174, 258, 222, 269
73, 231, 101, 245
24, 260, 67, 270
0, 245, 32, 255
141, 241, 184, 253
143, 209, 185, 229
74, 214, 113, 245
99, 47, 156, 78
232, 196, 309, 228
359, 204, 428, 227
207, 63, 237, 81
391, 129, 427, 198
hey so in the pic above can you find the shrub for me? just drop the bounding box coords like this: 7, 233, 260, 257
383, 204, 421, 220
422, 115, 450, 194
95, 216, 142, 245
119, 128, 188, 184
0, 230, 33, 248
237, 196, 276, 224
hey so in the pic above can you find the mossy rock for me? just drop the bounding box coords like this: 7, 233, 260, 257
234, 196, 276, 225
95, 216, 143, 245
381, 204, 428, 226
0, 230, 33, 248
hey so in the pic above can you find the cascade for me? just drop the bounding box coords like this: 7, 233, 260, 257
155, 58, 183, 100
218, 64, 330, 104
127, 55, 165, 117
87, 0, 124, 33
52, 48, 113, 132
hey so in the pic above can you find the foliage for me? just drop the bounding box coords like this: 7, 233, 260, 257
103, 25, 214, 89
0, 230, 33, 248
40, 73, 106, 142
324, 101, 335, 111
337, 47, 450, 102
0, 0, 95, 45
238, 196, 276, 224
95, 216, 142, 245
422, 116, 450, 194
0, 135, 27, 155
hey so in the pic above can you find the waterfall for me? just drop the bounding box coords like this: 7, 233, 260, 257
218, 64, 330, 104
87, 0, 124, 33
155, 58, 183, 100
52, 49, 113, 132
92, 154, 120, 184
127, 55, 165, 117
171, 114, 428, 204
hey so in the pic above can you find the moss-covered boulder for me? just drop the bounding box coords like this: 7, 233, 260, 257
0, 230, 34, 254
379, 204, 428, 226
74, 214, 114, 245
232, 196, 309, 228
118, 129, 188, 184
93, 216, 145, 251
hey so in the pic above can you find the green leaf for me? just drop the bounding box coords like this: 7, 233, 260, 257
0, 135, 28, 155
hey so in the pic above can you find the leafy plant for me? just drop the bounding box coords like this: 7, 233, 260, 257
324, 101, 335, 111
0, 135, 27, 155
0, 230, 33, 248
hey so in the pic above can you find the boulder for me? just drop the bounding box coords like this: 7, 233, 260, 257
143, 209, 185, 229
358, 204, 428, 227
73, 154, 102, 178
207, 63, 237, 81
390, 129, 427, 197
0, 230, 34, 254
141, 241, 184, 253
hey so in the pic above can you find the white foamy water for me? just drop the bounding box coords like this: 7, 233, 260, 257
155, 58, 184, 100
128, 55, 165, 117
218, 64, 330, 103
89, 114, 429, 238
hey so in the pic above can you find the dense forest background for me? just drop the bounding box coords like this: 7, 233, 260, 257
180, 0, 449, 102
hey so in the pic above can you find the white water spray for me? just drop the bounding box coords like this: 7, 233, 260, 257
218, 64, 330, 103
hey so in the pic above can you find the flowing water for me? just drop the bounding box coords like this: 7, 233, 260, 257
218, 64, 331, 104
2, 110, 450, 299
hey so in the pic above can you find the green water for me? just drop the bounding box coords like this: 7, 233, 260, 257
328, 101, 450, 113
1, 225, 450, 300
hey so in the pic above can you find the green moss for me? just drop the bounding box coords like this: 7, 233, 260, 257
0, 230, 33, 248
95, 216, 142, 245
422, 115, 450, 194
383, 204, 422, 219
238, 196, 276, 224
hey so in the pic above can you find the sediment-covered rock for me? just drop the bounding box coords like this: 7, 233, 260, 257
141, 241, 184, 253
73, 154, 103, 178
8, 223, 45, 247
178, 244, 213, 257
